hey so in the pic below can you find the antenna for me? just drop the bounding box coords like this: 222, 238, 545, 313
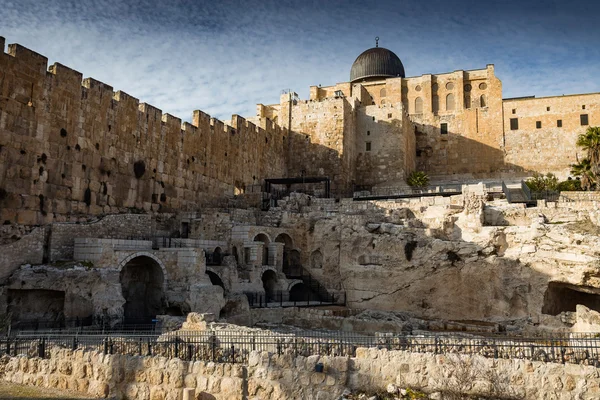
375, 36, 379, 47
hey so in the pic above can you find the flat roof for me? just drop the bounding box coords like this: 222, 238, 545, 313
503, 92, 600, 102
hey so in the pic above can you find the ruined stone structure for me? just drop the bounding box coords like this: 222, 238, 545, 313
3, 35, 600, 340
0, 37, 599, 224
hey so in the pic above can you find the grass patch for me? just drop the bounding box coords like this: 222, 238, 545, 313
565, 219, 600, 236
0, 381, 98, 399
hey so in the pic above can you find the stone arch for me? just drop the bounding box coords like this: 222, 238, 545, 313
261, 269, 278, 301
480, 94, 486, 107
414, 97, 423, 113
288, 249, 301, 275
432, 95, 439, 113
253, 233, 271, 243
206, 270, 225, 290
119, 254, 166, 322
254, 233, 271, 265
117, 252, 168, 288
275, 233, 296, 275
310, 250, 323, 269
213, 247, 222, 265
446, 93, 455, 111
380, 88, 386, 98
274, 233, 293, 248
289, 282, 310, 302
231, 245, 239, 264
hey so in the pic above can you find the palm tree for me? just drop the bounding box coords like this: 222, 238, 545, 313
571, 158, 595, 190
576, 127, 600, 177
406, 171, 430, 190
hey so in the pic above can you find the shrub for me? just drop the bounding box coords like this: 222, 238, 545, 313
557, 178, 582, 191
406, 171, 429, 189
525, 172, 558, 192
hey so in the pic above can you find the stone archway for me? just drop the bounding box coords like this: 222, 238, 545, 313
119, 255, 165, 322
275, 233, 297, 276
254, 233, 270, 265
311, 249, 323, 269
261, 269, 278, 301
289, 282, 310, 302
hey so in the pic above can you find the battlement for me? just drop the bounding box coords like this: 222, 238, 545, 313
7, 43, 48, 75
49, 62, 83, 87
0, 38, 288, 223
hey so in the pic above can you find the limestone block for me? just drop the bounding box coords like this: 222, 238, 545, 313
182, 388, 195, 400
185, 286, 225, 319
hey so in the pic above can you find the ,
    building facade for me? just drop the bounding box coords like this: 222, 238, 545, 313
257, 44, 599, 194
0, 36, 599, 225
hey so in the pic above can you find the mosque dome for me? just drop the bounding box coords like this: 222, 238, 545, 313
350, 41, 405, 83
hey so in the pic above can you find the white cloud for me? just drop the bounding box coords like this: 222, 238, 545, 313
1, 0, 599, 122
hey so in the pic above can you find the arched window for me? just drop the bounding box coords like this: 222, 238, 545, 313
446, 94, 455, 111
432, 95, 439, 113
480, 95, 486, 107
414, 97, 423, 113
380, 88, 386, 98
464, 95, 471, 109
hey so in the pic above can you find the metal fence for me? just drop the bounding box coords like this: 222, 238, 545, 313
6, 330, 600, 366
9, 317, 163, 335
244, 291, 345, 308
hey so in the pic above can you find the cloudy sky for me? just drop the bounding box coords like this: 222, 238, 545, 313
1, 0, 599, 121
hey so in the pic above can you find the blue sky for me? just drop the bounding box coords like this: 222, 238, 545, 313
1, 0, 599, 121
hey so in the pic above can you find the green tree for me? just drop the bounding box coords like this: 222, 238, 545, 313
406, 171, 429, 189
556, 178, 582, 191
575, 126, 600, 184
525, 172, 558, 192
571, 157, 595, 190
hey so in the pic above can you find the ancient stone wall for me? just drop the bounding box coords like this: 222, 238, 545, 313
406, 66, 506, 178
49, 214, 153, 261
0, 227, 45, 281
354, 100, 415, 187
0, 40, 287, 226
503, 93, 600, 179
3, 346, 600, 399
281, 95, 357, 193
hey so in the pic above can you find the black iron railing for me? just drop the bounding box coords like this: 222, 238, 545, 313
6, 330, 600, 366
244, 290, 345, 308
9, 317, 162, 335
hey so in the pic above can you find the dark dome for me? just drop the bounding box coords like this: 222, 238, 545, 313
350, 47, 405, 83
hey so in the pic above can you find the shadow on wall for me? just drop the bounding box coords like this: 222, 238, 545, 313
337, 199, 586, 323
286, 102, 534, 199
413, 122, 527, 179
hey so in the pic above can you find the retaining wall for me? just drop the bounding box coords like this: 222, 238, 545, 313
2, 346, 600, 399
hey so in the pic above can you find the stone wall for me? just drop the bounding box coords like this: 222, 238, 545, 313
49, 214, 153, 261
354, 100, 415, 187
0, 40, 287, 225
282, 95, 357, 193
0, 227, 45, 281
503, 93, 600, 179
3, 346, 600, 399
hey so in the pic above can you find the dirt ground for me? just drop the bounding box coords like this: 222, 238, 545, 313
0, 381, 98, 399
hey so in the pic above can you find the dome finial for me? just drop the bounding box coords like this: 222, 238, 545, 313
375, 36, 379, 48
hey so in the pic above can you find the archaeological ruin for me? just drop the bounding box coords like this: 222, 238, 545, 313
2, 36, 600, 399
